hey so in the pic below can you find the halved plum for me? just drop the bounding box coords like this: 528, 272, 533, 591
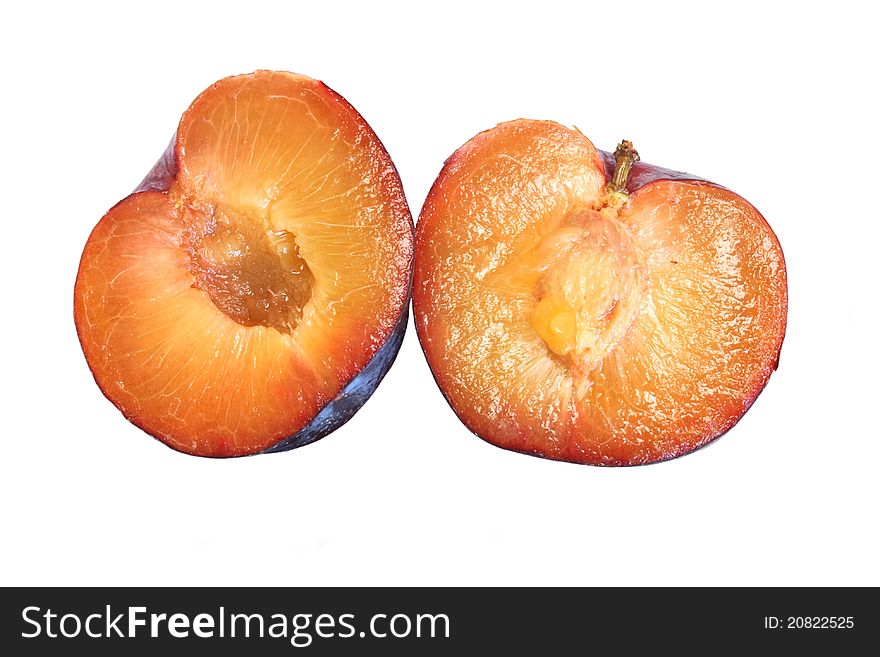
74, 71, 413, 457
414, 120, 786, 466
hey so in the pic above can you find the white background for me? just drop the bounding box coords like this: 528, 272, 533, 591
2, 1, 878, 586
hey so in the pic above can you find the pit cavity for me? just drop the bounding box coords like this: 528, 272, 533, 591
181, 201, 313, 333
530, 208, 645, 373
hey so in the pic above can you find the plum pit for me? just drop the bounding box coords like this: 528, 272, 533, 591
530, 208, 645, 374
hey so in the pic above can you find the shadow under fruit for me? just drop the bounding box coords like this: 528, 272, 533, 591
74, 71, 414, 457
414, 120, 787, 466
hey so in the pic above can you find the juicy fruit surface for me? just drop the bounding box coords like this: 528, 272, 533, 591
75, 72, 413, 456
414, 120, 786, 465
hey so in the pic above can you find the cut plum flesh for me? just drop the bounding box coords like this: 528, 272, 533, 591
414, 120, 786, 465
75, 72, 413, 456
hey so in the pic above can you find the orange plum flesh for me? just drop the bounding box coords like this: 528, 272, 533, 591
75, 72, 413, 457
414, 121, 786, 466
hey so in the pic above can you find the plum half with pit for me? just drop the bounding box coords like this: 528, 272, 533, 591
414, 120, 787, 466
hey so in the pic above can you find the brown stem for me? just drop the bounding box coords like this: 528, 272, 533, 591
607, 140, 639, 194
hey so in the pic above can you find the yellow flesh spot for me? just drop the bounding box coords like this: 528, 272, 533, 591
531, 295, 577, 356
